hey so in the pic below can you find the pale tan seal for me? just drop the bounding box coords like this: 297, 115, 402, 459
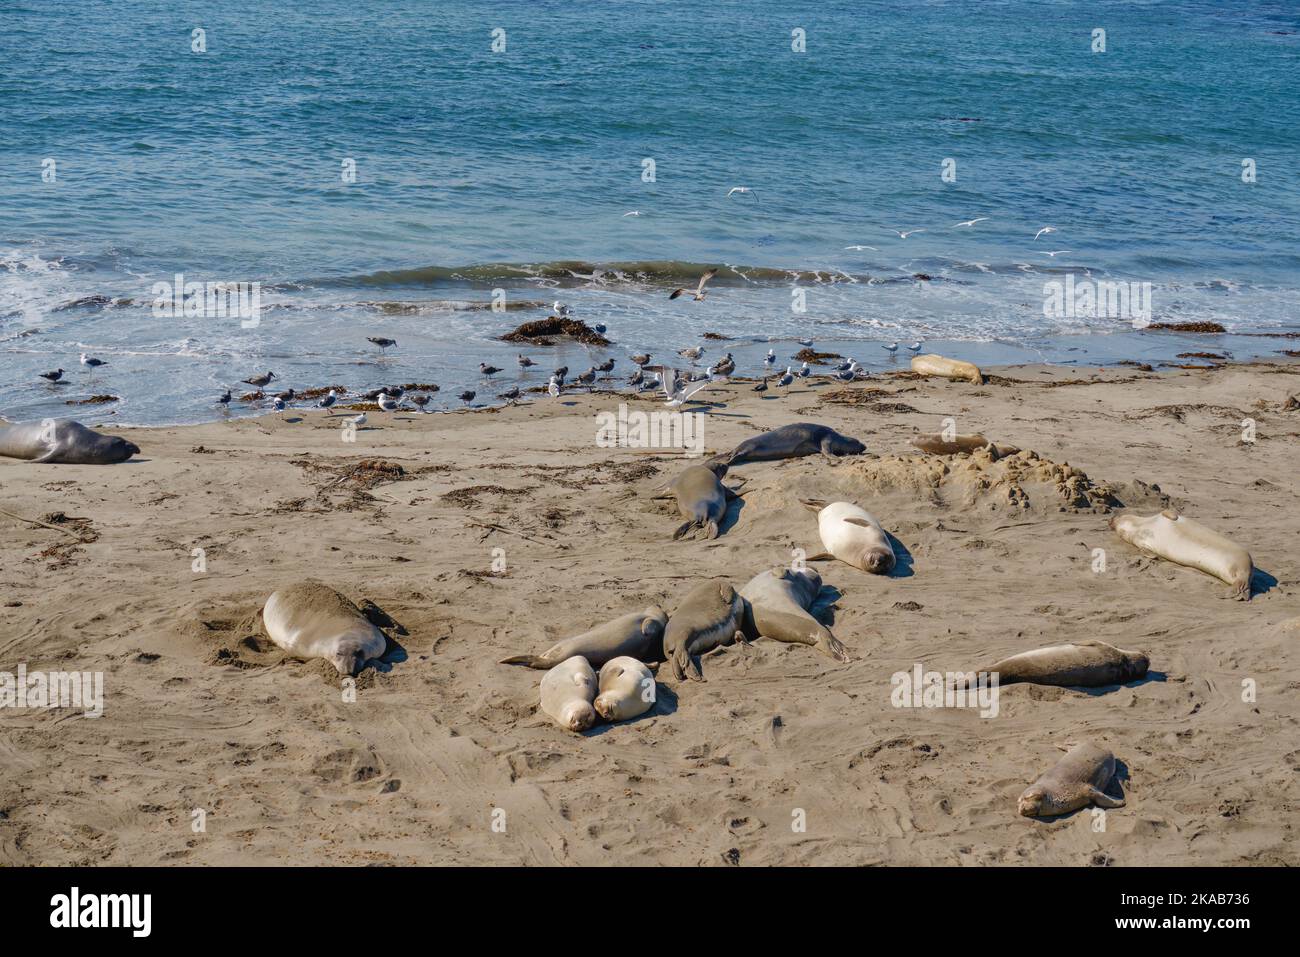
739, 567, 849, 662
539, 655, 598, 732
966, 640, 1148, 688
594, 656, 656, 721
800, 499, 895, 574
1018, 743, 1125, 817
910, 432, 1019, 458
499, 606, 667, 669
261, 581, 388, 675
662, 579, 746, 682
1110, 508, 1254, 600
655, 462, 742, 540
0, 418, 140, 464
910, 353, 984, 384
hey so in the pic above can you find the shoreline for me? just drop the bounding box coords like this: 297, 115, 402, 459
2, 357, 1297, 865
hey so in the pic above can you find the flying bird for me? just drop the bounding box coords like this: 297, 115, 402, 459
670, 268, 718, 302
952, 218, 988, 228
895, 229, 925, 239
1040, 250, 1073, 258
844, 245, 879, 251
726, 187, 758, 201
623, 211, 642, 217
1034, 226, 1057, 241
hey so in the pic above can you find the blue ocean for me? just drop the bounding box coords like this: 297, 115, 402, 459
2, 0, 1298, 424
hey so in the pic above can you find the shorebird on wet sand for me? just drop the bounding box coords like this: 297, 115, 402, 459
553, 366, 568, 384
517, 354, 536, 369
499, 386, 521, 405
628, 369, 644, 387
39, 368, 64, 382
80, 353, 108, 370
480, 363, 502, 376
243, 370, 275, 387
596, 357, 616, 373
907, 341, 922, 353
753, 377, 769, 393
670, 268, 717, 302
883, 342, 898, 354
411, 394, 430, 412
714, 353, 735, 377
678, 346, 704, 361
367, 337, 396, 352
459, 390, 476, 406
575, 367, 597, 390
351, 412, 367, 428
796, 362, 810, 378
317, 390, 337, 409
377, 392, 401, 413
777, 366, 794, 388
217, 389, 231, 406
630, 353, 650, 367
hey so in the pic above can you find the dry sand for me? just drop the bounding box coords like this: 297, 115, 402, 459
1, 359, 1298, 866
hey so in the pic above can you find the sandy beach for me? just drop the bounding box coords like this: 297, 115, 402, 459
1, 359, 1297, 867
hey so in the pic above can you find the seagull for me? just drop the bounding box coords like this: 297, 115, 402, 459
1040, 250, 1073, 258
834, 357, 857, 372
797, 337, 814, 347
628, 369, 644, 387
411, 394, 430, 412
377, 392, 400, 413
623, 211, 642, 217
714, 353, 736, 377
678, 346, 704, 361
39, 368, 64, 382
80, 353, 108, 369
352, 412, 367, 428
753, 378, 769, 394
547, 376, 561, 398
272, 397, 286, 414
726, 186, 758, 201
243, 371, 275, 387
387, 386, 405, 401
217, 389, 231, 406
275, 388, 296, 402
595, 357, 616, 373
763, 349, 776, 370
499, 386, 521, 405
317, 390, 337, 409
1034, 226, 1057, 241
553, 366, 568, 383
844, 245, 879, 251
663, 367, 715, 407
795, 362, 810, 378
630, 353, 650, 367
895, 229, 925, 239
575, 367, 597, 390
367, 337, 396, 352
777, 366, 794, 388
834, 361, 863, 382
907, 341, 922, 353
552, 301, 571, 318
480, 363, 502, 376
459, 390, 476, 406
952, 218, 989, 228
517, 354, 536, 369
883, 342, 898, 354
670, 268, 717, 302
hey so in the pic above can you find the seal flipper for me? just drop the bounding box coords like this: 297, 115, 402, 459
799, 498, 827, 512
672, 518, 699, 540
805, 551, 836, 562
704, 519, 719, 540
1087, 786, 1125, 809
841, 517, 875, 529
499, 654, 551, 669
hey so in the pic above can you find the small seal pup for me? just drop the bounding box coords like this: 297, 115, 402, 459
964, 640, 1148, 688
712, 422, 866, 468
261, 581, 388, 676
1018, 743, 1125, 817
662, 579, 746, 682
655, 461, 743, 540
910, 353, 984, 384
499, 606, 667, 669
594, 656, 656, 721
1111, 509, 1254, 600
739, 567, 849, 662
539, 656, 598, 732
800, 499, 895, 574
910, 432, 1019, 459
0, 418, 140, 465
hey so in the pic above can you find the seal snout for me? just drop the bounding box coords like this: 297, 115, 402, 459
1017, 787, 1046, 818
593, 694, 615, 721
564, 702, 596, 732
863, 549, 894, 575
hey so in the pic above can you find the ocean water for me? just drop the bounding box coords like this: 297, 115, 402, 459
1, 0, 1298, 425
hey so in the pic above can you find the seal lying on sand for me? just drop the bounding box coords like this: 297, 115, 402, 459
800, 499, 895, 574
0, 418, 139, 464
656, 462, 743, 540
1019, 743, 1125, 817
663, 579, 746, 682
961, 640, 1148, 688
739, 568, 849, 662
261, 581, 388, 675
712, 422, 865, 468
594, 656, 656, 721
540, 656, 598, 732
910, 353, 984, 384
499, 606, 667, 669
910, 432, 1019, 458
1111, 509, 1254, 600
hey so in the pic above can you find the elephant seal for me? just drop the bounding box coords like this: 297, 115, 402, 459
910, 432, 1019, 458
967, 640, 1148, 688
539, 656, 598, 732
594, 656, 656, 721
499, 606, 667, 669
1111, 509, 1254, 600
0, 418, 139, 465
911, 353, 984, 384
712, 422, 866, 468
1018, 743, 1125, 817
663, 579, 746, 682
261, 581, 388, 675
660, 462, 741, 540
800, 499, 895, 574
739, 567, 848, 662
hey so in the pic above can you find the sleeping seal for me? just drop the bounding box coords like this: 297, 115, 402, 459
739, 567, 849, 662
594, 656, 657, 722
965, 640, 1148, 688
800, 499, 895, 574
1111, 509, 1254, 600
261, 581, 388, 675
910, 432, 1019, 458
712, 422, 865, 468
539, 655, 598, 732
499, 606, 667, 669
910, 354, 984, 384
0, 418, 139, 465
662, 579, 746, 682
1019, 743, 1125, 817
660, 461, 741, 540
